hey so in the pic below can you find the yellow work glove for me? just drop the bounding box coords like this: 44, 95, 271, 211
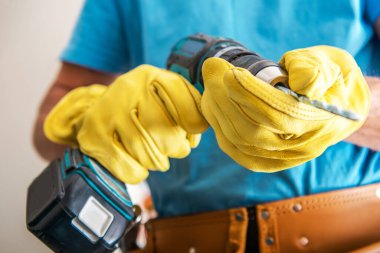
201, 46, 370, 172
44, 65, 209, 184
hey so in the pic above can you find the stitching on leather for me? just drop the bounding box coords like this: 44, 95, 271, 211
234, 71, 334, 120
272, 207, 281, 253
152, 209, 244, 230
260, 216, 270, 253
256, 207, 267, 253
153, 217, 230, 230
154, 221, 230, 230
258, 206, 277, 253
229, 98, 286, 135
304, 196, 373, 210
268, 189, 376, 216
256, 185, 380, 252
213, 96, 248, 144
150, 81, 177, 126
277, 196, 373, 216
228, 208, 248, 253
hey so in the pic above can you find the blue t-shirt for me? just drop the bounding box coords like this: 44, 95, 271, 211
62, 0, 380, 217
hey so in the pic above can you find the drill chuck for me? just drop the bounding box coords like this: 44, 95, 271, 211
167, 33, 288, 92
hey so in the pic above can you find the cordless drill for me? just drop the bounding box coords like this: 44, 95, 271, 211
26, 33, 287, 253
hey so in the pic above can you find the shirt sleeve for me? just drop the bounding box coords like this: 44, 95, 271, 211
60, 0, 130, 74
366, 0, 380, 24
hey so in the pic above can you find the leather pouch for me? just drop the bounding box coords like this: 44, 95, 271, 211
141, 207, 248, 253
256, 183, 380, 253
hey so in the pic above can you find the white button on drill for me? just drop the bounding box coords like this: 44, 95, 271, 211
78, 196, 114, 237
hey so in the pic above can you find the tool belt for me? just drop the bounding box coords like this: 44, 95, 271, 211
130, 183, 380, 253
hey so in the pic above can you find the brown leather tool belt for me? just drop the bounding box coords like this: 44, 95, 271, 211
130, 183, 380, 253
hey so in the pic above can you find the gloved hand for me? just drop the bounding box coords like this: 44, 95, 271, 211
44, 65, 209, 184
201, 46, 370, 172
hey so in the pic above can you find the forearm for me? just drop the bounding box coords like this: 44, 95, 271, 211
345, 76, 380, 150
375, 16, 380, 38
33, 62, 117, 160
33, 80, 72, 161
344, 19, 380, 149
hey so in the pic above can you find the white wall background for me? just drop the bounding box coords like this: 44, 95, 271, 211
0, 0, 84, 251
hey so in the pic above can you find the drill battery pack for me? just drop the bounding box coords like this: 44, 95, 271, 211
26, 149, 137, 253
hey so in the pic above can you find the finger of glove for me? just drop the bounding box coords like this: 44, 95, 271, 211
220, 65, 366, 157
137, 94, 196, 158
202, 83, 324, 159
152, 70, 209, 134
201, 59, 361, 170
78, 130, 149, 184
144, 124, 193, 159
220, 136, 317, 172
227, 65, 334, 123
44, 84, 107, 145
117, 108, 171, 171
202, 98, 315, 171
307, 46, 359, 75
201, 57, 237, 127
187, 133, 202, 148
279, 48, 341, 99
204, 62, 341, 152
280, 46, 370, 116
202, 57, 235, 95
202, 58, 302, 149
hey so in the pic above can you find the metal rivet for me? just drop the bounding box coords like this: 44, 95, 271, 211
376, 188, 380, 198
261, 210, 270, 220
299, 236, 309, 246
292, 203, 303, 212
189, 247, 196, 253
235, 212, 244, 222
266, 236, 275, 245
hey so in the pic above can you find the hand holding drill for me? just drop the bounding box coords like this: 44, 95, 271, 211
45, 34, 370, 182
